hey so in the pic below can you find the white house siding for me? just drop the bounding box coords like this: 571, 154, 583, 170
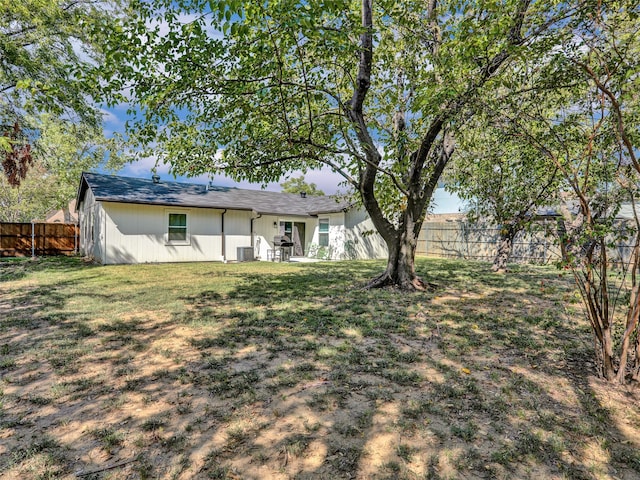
343, 209, 387, 259
323, 212, 347, 259
78, 186, 385, 264
81, 201, 387, 263
221, 210, 253, 261
252, 215, 315, 260
94, 203, 106, 263
252, 215, 278, 260
310, 209, 387, 260
308, 212, 337, 259
99, 203, 223, 264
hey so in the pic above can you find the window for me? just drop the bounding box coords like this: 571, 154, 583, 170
318, 218, 329, 247
168, 213, 188, 243
279, 221, 292, 238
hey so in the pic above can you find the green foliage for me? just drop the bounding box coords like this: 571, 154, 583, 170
0, 114, 123, 222
105, 0, 513, 172
33, 114, 123, 205
0, 1, 125, 218
98, 0, 566, 236
481, 0, 640, 382
449, 110, 561, 231
0, 161, 59, 222
560, 3, 640, 383
0, 0, 119, 125
279, 175, 324, 196
307, 244, 331, 260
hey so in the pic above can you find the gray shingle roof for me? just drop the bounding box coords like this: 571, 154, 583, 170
77, 172, 349, 216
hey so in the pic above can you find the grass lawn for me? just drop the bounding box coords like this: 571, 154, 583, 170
1, 256, 639, 479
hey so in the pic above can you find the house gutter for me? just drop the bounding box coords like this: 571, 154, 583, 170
221, 209, 227, 262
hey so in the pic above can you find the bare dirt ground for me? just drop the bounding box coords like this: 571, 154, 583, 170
1, 258, 639, 479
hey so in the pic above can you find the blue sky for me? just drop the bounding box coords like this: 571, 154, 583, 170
101, 104, 344, 192
95, 6, 466, 215
101, 106, 465, 214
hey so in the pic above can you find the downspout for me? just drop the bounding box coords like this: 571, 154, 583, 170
103, 205, 107, 264
250, 213, 262, 247
221, 209, 227, 262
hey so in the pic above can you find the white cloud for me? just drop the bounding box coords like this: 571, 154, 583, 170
117, 158, 345, 195
100, 108, 124, 129
149, 12, 222, 39
288, 167, 347, 195
122, 155, 171, 176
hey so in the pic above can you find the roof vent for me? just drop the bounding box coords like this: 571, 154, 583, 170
152, 174, 160, 184
300, 191, 307, 198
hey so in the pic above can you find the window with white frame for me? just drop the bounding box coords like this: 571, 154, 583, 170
168, 212, 188, 243
318, 218, 329, 247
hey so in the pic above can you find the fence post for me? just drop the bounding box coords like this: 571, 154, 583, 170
423, 223, 430, 257
463, 222, 469, 259
31, 221, 35, 258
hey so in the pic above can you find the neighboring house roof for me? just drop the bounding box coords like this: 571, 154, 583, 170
44, 199, 78, 223
76, 172, 350, 216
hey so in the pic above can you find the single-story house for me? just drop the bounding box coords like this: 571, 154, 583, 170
75, 172, 388, 264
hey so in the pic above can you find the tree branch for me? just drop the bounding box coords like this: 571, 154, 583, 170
346, 0, 397, 243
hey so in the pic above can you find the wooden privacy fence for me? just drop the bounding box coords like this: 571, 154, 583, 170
417, 220, 638, 267
416, 221, 562, 264
0, 222, 79, 257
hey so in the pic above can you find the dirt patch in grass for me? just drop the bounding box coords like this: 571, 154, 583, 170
1, 257, 639, 479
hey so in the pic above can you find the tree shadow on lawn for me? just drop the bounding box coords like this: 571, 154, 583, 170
0, 298, 204, 478
1, 258, 639, 479
0, 256, 98, 283
165, 263, 640, 479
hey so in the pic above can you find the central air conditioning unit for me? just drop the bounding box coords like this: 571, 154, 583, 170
237, 246, 254, 262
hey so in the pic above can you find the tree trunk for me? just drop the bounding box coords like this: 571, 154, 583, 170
345, 0, 530, 292
599, 330, 617, 381
616, 283, 639, 383
634, 327, 640, 382
366, 225, 429, 291
492, 227, 516, 273
581, 247, 619, 382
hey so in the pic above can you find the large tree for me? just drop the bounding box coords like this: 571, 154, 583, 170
1, 0, 122, 187
0, 114, 122, 222
280, 176, 325, 196
556, 1, 640, 383
469, 0, 640, 383
100, 0, 568, 289
448, 101, 561, 272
